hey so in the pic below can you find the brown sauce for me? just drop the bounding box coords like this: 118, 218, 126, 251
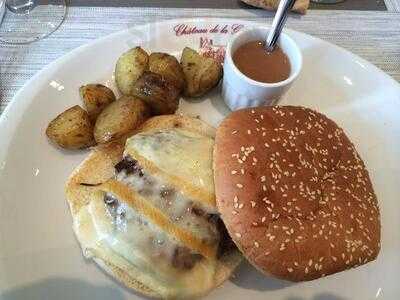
232, 40, 291, 83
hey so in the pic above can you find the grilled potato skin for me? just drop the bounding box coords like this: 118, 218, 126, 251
46, 105, 95, 150
94, 96, 150, 144
180, 47, 222, 97
132, 71, 180, 115
115, 47, 149, 96
79, 84, 116, 123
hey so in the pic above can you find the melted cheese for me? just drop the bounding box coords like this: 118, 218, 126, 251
125, 129, 215, 206
73, 127, 225, 297
74, 193, 218, 297
116, 167, 219, 245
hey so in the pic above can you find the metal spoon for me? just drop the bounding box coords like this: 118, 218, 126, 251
265, 0, 296, 52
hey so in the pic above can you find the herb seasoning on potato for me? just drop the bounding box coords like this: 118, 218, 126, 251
132, 71, 180, 115
46, 105, 95, 149
148, 52, 185, 91
115, 47, 149, 96
80, 84, 116, 122
94, 96, 150, 144
180, 47, 222, 97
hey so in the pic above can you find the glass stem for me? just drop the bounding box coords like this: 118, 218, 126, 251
6, 0, 36, 14
0, 1, 5, 24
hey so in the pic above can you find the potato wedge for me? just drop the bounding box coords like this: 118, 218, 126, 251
94, 96, 149, 144
180, 47, 222, 97
46, 105, 95, 150
149, 52, 185, 91
79, 84, 116, 122
132, 71, 180, 115
115, 47, 149, 95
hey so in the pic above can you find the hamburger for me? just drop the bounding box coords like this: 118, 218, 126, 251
214, 106, 381, 282
66, 115, 242, 299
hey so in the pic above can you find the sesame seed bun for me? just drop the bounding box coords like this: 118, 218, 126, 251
214, 106, 381, 282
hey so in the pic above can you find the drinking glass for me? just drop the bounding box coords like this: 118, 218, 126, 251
0, 0, 66, 44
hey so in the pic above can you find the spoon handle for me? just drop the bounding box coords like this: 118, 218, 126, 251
265, 0, 296, 52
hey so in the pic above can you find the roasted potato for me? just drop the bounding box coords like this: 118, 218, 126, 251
132, 71, 180, 115
94, 96, 149, 144
115, 47, 149, 95
180, 47, 222, 97
46, 105, 95, 150
149, 52, 185, 91
79, 84, 116, 122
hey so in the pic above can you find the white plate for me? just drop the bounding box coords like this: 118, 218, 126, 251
0, 18, 399, 300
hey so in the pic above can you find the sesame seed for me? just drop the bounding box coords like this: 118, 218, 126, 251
234, 196, 238, 203
308, 259, 313, 266
287, 268, 294, 273
247, 130, 251, 135
235, 233, 242, 238
254, 241, 259, 248
262, 216, 266, 223
232, 210, 238, 215
305, 267, 309, 274
231, 170, 237, 175
265, 251, 270, 256
236, 183, 243, 188
238, 203, 244, 209
250, 201, 256, 208
231, 130, 238, 135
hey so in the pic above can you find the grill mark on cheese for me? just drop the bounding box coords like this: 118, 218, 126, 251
124, 129, 216, 208
103, 193, 204, 270
115, 156, 220, 246
125, 148, 215, 208
99, 179, 216, 259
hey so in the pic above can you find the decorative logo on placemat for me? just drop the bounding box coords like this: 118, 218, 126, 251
173, 23, 245, 63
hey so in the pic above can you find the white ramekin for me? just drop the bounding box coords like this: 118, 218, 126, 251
222, 27, 302, 111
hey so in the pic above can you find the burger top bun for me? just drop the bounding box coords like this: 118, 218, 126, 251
214, 106, 380, 282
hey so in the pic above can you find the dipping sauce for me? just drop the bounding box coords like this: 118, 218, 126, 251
232, 40, 291, 83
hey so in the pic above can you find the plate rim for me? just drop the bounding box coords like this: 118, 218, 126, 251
1, 17, 399, 155
0, 17, 399, 298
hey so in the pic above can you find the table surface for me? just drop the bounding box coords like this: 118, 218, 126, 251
1, 5, 400, 114
67, 0, 387, 11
